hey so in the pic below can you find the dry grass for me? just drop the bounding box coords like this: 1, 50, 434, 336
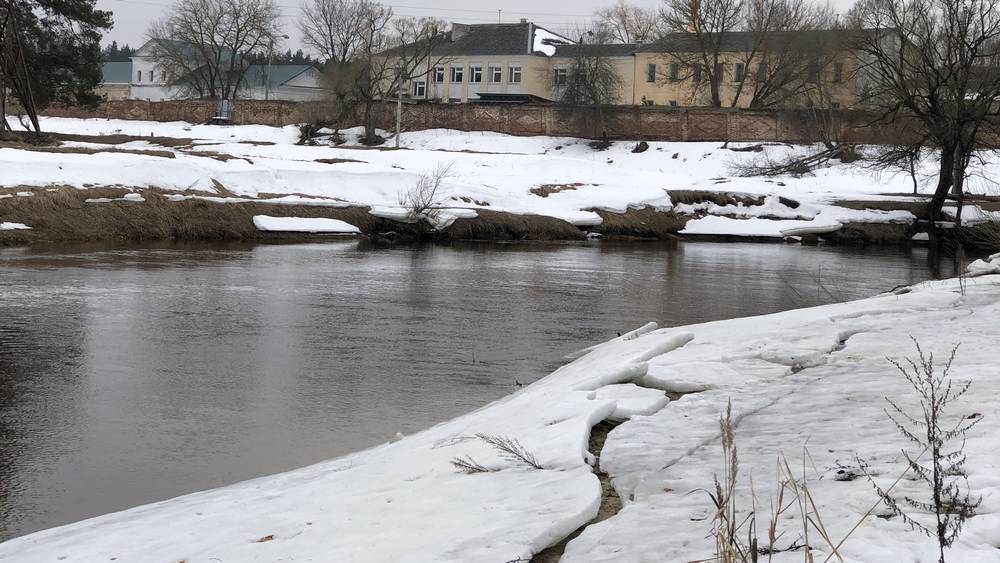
16, 145, 177, 159
592, 207, 687, 239
835, 199, 929, 216
668, 190, 802, 209
530, 183, 584, 198
314, 157, 363, 164
0, 187, 420, 245
440, 208, 585, 241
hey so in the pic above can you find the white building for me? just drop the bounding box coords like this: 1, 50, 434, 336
128, 40, 326, 102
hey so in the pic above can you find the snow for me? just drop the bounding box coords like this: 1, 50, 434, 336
532, 28, 571, 57
251, 215, 361, 234
967, 252, 1000, 277
0, 117, 955, 234
3, 276, 1000, 562
0, 222, 30, 230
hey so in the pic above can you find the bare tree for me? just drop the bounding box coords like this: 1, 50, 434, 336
659, 0, 745, 107
398, 162, 453, 221
655, 0, 841, 108
359, 16, 449, 145
848, 0, 1000, 224
147, 0, 283, 100
555, 28, 626, 139
300, 0, 375, 64
594, 0, 663, 43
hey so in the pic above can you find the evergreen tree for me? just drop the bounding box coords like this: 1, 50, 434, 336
3, 0, 112, 120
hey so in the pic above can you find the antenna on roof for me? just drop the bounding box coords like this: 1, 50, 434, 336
497, 9, 501, 23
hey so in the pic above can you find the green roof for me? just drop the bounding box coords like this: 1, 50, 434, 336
101, 61, 132, 84
242, 64, 316, 89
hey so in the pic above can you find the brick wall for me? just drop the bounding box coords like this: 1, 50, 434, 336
42, 99, 906, 144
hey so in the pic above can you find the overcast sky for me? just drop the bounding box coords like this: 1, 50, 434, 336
98, 0, 855, 52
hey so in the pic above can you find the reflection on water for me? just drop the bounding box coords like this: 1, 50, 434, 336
0, 240, 941, 540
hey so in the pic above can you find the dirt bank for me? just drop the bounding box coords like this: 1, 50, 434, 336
0, 187, 928, 247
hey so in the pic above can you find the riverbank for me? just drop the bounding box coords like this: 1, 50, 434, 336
2, 267, 998, 562
6, 116, 995, 246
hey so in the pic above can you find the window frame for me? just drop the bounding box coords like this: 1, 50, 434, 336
734, 63, 745, 82
833, 62, 844, 83
692, 63, 702, 83
488, 64, 503, 84
509, 65, 522, 84
646, 63, 656, 83
470, 65, 483, 83
413, 79, 426, 98
553, 67, 567, 86
668, 63, 679, 81
431, 66, 445, 83
451, 66, 464, 83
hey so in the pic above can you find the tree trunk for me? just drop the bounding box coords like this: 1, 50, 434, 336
363, 99, 376, 144
926, 141, 956, 223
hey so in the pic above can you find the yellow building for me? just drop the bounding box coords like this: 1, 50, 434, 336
384, 23, 862, 109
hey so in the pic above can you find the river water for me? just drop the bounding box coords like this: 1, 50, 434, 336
0, 240, 949, 541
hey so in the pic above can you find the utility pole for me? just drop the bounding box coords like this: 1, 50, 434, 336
264, 34, 289, 101
395, 70, 403, 148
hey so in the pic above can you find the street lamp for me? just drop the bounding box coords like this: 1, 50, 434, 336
265, 34, 290, 101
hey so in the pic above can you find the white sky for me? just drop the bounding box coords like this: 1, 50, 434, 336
98, 0, 856, 53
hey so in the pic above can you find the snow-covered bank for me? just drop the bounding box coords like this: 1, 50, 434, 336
5, 116, 985, 239
2, 275, 999, 562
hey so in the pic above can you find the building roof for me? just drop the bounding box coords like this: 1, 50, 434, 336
636, 29, 862, 54
101, 61, 132, 84
241, 64, 317, 89
553, 43, 639, 58
382, 22, 573, 58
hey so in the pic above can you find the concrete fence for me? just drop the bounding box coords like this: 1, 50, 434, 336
42, 99, 904, 144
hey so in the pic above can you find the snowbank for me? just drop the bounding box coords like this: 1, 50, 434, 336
1, 118, 940, 233
2, 276, 999, 562
0, 222, 30, 230
251, 215, 360, 234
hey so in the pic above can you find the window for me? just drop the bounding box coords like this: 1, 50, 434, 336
509, 65, 522, 83
451, 66, 464, 82
692, 63, 702, 83
470, 65, 483, 83
668, 63, 679, 81
432, 66, 445, 83
489, 64, 502, 83
756, 63, 768, 82
668, 100, 678, 107
831, 101, 841, 109
833, 62, 844, 83
160, 71, 167, 83
553, 67, 567, 86
148, 70, 153, 82
646, 63, 656, 82
413, 80, 426, 97
136, 71, 141, 82
734, 63, 745, 82
808, 62, 820, 82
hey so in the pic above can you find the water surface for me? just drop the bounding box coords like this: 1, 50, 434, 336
0, 240, 946, 540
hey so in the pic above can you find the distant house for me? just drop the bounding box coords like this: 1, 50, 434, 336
379, 20, 575, 104
129, 39, 326, 102
98, 62, 132, 101
382, 21, 867, 109
238, 64, 326, 101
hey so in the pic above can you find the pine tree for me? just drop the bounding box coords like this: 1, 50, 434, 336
2, 0, 112, 126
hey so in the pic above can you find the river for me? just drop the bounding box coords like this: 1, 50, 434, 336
0, 240, 951, 541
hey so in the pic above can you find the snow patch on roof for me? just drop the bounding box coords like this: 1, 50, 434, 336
533, 27, 572, 56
